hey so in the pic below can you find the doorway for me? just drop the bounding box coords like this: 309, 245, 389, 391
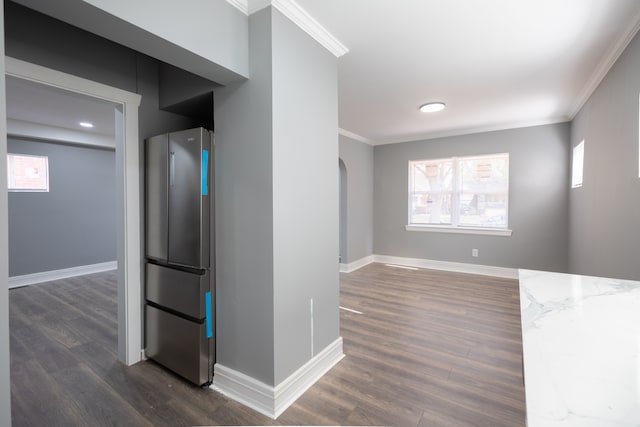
339, 159, 347, 265
5, 57, 143, 365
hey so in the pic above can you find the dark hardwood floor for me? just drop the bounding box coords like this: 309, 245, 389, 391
9, 263, 525, 426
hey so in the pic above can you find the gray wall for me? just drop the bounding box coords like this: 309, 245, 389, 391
7, 139, 116, 276
213, 8, 275, 386
339, 135, 374, 264
271, 8, 339, 384
12, 0, 249, 84
374, 123, 571, 272
214, 7, 340, 386
0, 7, 13, 424
569, 31, 640, 280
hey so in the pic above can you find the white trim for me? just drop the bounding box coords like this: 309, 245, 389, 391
5, 57, 143, 367
8, 261, 117, 289
273, 337, 344, 417
569, 8, 640, 119
211, 365, 274, 418
211, 337, 344, 419
228, 0, 349, 58
339, 254, 517, 279
373, 255, 518, 279
338, 128, 374, 145
271, 0, 348, 57
226, 0, 248, 15
247, 0, 272, 14
405, 224, 513, 237
118, 101, 142, 366
339, 255, 375, 273
374, 116, 569, 146
5, 57, 141, 106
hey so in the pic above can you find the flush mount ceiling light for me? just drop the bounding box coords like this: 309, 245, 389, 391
79, 121, 94, 128
419, 102, 446, 113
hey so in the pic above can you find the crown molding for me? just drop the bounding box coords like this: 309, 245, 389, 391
373, 116, 570, 146
247, 0, 272, 14
338, 128, 374, 145
569, 7, 640, 118
342, 117, 572, 147
271, 0, 348, 57
226, 0, 248, 14
225, 0, 348, 58
237, 0, 267, 14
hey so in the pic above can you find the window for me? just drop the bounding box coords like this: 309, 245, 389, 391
571, 141, 584, 188
408, 153, 509, 233
7, 153, 49, 192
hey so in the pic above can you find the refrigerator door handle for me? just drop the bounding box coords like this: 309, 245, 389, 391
169, 151, 176, 187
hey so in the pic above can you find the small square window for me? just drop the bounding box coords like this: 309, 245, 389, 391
7, 153, 49, 192
571, 141, 584, 189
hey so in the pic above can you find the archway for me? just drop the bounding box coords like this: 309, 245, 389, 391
339, 159, 347, 265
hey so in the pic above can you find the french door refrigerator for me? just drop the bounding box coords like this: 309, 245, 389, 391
144, 127, 214, 386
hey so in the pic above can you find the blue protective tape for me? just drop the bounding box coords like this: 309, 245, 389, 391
202, 149, 209, 196
205, 291, 213, 338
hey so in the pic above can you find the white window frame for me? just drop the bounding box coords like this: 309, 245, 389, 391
406, 153, 512, 237
571, 140, 584, 189
7, 153, 49, 192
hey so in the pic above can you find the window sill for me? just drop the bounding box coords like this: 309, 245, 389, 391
405, 224, 513, 237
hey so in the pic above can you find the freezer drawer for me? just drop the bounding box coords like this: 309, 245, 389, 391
145, 263, 209, 320
145, 305, 212, 385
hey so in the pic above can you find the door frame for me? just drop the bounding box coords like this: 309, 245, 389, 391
5, 56, 143, 365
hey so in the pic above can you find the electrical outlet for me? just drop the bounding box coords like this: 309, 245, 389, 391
472, 248, 479, 257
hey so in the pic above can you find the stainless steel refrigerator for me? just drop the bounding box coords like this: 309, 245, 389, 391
144, 127, 214, 386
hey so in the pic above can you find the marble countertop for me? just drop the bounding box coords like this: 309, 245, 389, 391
519, 269, 640, 426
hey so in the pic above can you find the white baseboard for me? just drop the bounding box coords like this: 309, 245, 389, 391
211, 337, 345, 419
273, 337, 345, 417
8, 261, 118, 288
340, 254, 518, 279
340, 255, 375, 273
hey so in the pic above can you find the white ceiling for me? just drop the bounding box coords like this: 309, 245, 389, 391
7, 1, 640, 148
6, 75, 117, 145
295, 0, 640, 144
